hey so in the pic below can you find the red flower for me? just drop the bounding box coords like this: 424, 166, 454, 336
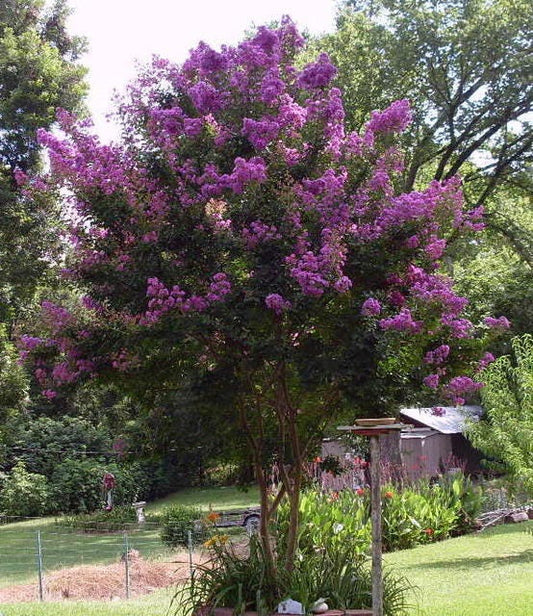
356, 488, 365, 496
384, 491, 394, 499
423, 528, 434, 535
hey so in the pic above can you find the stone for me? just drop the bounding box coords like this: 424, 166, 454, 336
505, 511, 529, 523
277, 599, 304, 614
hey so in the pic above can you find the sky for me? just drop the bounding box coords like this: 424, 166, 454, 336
67, 0, 338, 141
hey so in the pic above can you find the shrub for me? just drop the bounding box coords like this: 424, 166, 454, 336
0, 462, 51, 517
58, 505, 137, 531
49, 458, 103, 514
160, 504, 206, 548
48, 458, 151, 515
279, 473, 483, 556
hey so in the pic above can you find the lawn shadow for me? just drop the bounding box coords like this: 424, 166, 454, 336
405, 549, 533, 571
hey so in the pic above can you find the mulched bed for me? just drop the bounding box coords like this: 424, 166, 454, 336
0, 550, 202, 603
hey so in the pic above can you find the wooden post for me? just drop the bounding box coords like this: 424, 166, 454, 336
370, 435, 383, 616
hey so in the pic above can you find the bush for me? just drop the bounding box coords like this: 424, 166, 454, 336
278, 473, 483, 556
58, 505, 137, 531
0, 462, 51, 517
160, 504, 206, 548
48, 458, 151, 515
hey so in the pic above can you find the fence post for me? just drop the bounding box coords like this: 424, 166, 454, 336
187, 530, 194, 578
36, 530, 44, 601
123, 532, 130, 599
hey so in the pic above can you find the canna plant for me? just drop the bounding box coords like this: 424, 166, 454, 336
20, 18, 498, 580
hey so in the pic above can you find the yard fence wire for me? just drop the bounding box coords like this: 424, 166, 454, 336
0, 518, 202, 603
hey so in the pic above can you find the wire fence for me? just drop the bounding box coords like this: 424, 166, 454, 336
0, 519, 201, 603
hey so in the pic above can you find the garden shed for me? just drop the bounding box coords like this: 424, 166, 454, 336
399, 406, 484, 480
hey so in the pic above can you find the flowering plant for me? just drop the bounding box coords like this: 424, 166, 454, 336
20, 18, 499, 574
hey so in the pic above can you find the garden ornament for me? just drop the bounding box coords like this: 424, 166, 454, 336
311, 598, 329, 613
102, 472, 115, 511
277, 598, 304, 614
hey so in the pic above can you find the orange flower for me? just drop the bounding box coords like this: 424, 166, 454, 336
384, 491, 394, 499
423, 528, 434, 535
314, 456, 322, 463
206, 511, 221, 523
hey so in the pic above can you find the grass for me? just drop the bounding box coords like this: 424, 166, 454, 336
0, 485, 259, 589
385, 520, 533, 616
145, 484, 259, 514
2, 486, 530, 616
0, 588, 179, 616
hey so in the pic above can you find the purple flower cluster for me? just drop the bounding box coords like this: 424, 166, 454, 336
20, 19, 500, 398
297, 53, 337, 90
361, 298, 382, 316
484, 316, 511, 330
143, 273, 231, 325
366, 99, 412, 135
265, 293, 291, 315
380, 308, 423, 333
445, 376, 483, 405
424, 344, 450, 365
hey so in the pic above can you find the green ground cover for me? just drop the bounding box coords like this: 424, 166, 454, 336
145, 484, 259, 514
0, 485, 259, 589
386, 520, 533, 616
0, 588, 178, 616
1, 488, 531, 616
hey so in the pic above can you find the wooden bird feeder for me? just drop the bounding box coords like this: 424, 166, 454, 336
338, 419, 405, 616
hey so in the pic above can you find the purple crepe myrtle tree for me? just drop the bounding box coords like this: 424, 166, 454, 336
19, 18, 506, 574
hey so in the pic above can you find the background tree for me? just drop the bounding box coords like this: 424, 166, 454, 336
316, 0, 532, 342
0, 0, 87, 328
466, 334, 533, 493
23, 21, 497, 577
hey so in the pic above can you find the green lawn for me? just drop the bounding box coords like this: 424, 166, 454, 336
0, 485, 259, 589
0, 588, 179, 616
2, 488, 531, 616
145, 484, 259, 514
386, 520, 533, 616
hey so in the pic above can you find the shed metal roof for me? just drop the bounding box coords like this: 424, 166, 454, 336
400, 406, 482, 434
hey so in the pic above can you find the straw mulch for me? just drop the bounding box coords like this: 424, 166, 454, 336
0, 550, 202, 603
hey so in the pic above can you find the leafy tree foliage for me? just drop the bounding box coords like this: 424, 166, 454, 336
317, 0, 532, 346
466, 334, 533, 493
22, 21, 497, 572
321, 0, 532, 200
0, 0, 87, 325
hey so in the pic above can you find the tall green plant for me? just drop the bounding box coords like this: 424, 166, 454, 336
466, 334, 533, 494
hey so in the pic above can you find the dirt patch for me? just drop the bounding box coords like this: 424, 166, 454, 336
0, 550, 202, 603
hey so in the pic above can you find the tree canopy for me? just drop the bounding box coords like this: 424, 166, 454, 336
0, 0, 87, 326
20, 20, 504, 571
316, 0, 532, 266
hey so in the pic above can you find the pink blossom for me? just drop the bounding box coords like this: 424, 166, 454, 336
361, 298, 382, 316
484, 316, 511, 330
265, 293, 291, 315
424, 374, 440, 389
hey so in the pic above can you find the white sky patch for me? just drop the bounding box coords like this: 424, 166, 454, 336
67, 0, 338, 141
